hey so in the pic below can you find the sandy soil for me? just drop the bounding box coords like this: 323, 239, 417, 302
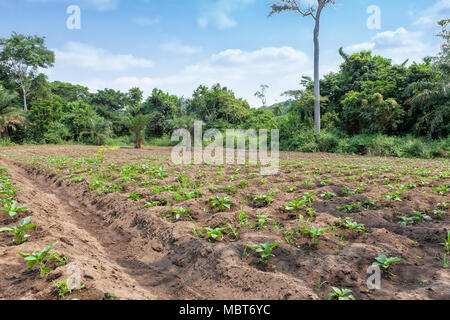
0, 145, 449, 300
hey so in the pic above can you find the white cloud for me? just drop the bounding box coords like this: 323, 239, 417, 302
197, 0, 256, 30
58, 46, 313, 106
27, 0, 120, 11
413, 0, 450, 27
53, 42, 154, 72
160, 42, 202, 55
345, 27, 439, 64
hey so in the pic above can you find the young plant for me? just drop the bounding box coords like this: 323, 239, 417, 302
301, 226, 328, 246
441, 231, 450, 254
252, 194, 273, 207
1, 200, 28, 220
209, 196, 232, 212
205, 227, 227, 241
284, 199, 306, 212
172, 207, 191, 221
0, 216, 37, 244
18, 242, 66, 277
238, 207, 249, 226
319, 192, 336, 200
248, 242, 280, 265
327, 287, 356, 301
340, 217, 366, 236
372, 254, 402, 273
256, 214, 271, 230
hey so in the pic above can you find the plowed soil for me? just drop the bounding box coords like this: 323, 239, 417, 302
0, 145, 449, 300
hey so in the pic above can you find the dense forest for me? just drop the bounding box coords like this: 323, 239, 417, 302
0, 19, 448, 159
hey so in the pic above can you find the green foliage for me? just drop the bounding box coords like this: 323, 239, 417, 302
248, 241, 280, 265
0, 216, 36, 244
372, 254, 402, 272
1, 200, 28, 220
209, 196, 232, 211
327, 287, 356, 301
18, 242, 66, 277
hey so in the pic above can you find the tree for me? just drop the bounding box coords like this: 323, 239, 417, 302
254, 84, 269, 107
0, 85, 24, 138
269, 0, 335, 132
0, 33, 55, 111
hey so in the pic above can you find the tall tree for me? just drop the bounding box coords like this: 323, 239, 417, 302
255, 84, 269, 107
0, 33, 55, 111
269, 0, 335, 132
0, 85, 24, 138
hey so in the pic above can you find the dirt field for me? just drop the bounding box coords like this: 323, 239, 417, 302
0, 145, 449, 300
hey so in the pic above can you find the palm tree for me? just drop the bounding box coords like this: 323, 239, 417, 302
0, 85, 24, 138
80, 117, 112, 146
408, 61, 449, 137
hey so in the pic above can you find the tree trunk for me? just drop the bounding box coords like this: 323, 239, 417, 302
21, 86, 27, 112
313, 6, 323, 133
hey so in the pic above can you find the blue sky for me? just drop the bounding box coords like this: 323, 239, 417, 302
0, 0, 448, 106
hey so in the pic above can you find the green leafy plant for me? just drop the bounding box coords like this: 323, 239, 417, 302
252, 194, 273, 207
319, 192, 336, 200
327, 287, 355, 300
248, 242, 280, 265
256, 214, 271, 230
301, 225, 328, 246
397, 211, 432, 226
0, 216, 36, 244
205, 227, 227, 241
372, 254, 402, 273
18, 242, 66, 277
441, 231, 450, 254
1, 200, 28, 220
209, 196, 232, 212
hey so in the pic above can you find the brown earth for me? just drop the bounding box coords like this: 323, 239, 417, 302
0, 145, 449, 300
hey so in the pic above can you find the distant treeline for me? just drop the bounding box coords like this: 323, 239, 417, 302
0, 19, 448, 158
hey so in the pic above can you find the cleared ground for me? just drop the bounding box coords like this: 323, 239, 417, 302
0, 145, 449, 300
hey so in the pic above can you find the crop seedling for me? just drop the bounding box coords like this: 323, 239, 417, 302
209, 196, 232, 212
256, 214, 271, 230
18, 242, 66, 277
253, 194, 273, 207
284, 199, 306, 212
171, 207, 191, 221
339, 217, 366, 236
327, 287, 356, 300
337, 203, 358, 213
227, 224, 239, 240
127, 191, 142, 201
301, 225, 328, 246
145, 201, 161, 208
441, 231, 450, 254
319, 192, 336, 200
397, 211, 432, 226
0, 217, 37, 244
238, 207, 249, 226
1, 201, 28, 220
372, 254, 402, 274
248, 242, 280, 265
205, 227, 227, 241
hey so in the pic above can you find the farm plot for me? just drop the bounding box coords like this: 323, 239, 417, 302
0, 145, 449, 300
